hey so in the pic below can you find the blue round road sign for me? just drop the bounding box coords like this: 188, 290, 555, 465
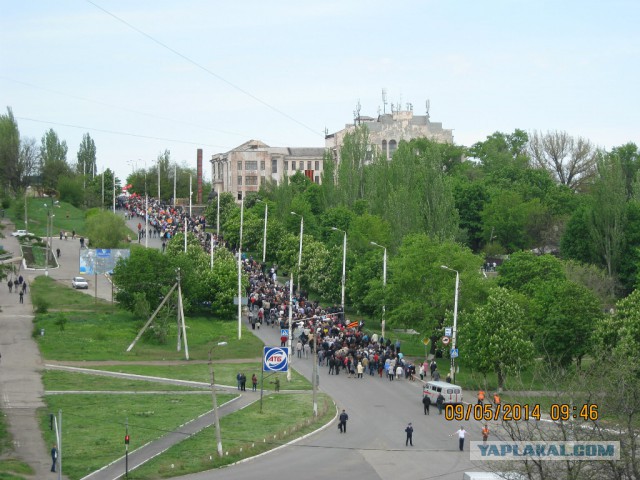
263, 346, 289, 372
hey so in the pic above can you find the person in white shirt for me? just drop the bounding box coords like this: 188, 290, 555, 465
450, 426, 466, 451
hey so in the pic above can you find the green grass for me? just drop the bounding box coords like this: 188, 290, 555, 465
42, 370, 205, 392
91, 363, 311, 391
8, 198, 86, 238
32, 276, 265, 361
128, 393, 333, 479
0, 459, 34, 479
39, 392, 235, 480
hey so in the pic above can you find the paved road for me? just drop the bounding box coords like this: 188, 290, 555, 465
171, 323, 489, 480
0, 220, 62, 479
3, 216, 492, 480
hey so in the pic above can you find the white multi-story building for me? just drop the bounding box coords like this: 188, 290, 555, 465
325, 108, 453, 163
210, 140, 325, 201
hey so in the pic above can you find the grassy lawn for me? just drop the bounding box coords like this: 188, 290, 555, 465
7, 198, 86, 238
42, 370, 204, 392
32, 277, 265, 362
39, 392, 235, 480
128, 393, 333, 479
91, 363, 310, 391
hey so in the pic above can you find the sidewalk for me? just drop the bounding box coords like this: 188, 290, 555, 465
0, 219, 63, 479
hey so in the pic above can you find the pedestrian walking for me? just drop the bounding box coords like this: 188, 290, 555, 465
436, 393, 445, 415
19, 290, 24, 303
493, 392, 501, 408
240, 373, 246, 391
7, 279, 13, 293
450, 425, 466, 451
51, 444, 58, 472
422, 395, 431, 415
433, 368, 441, 381
56, 248, 61, 258
482, 424, 490, 444
338, 409, 349, 433
405, 422, 414, 446
236, 372, 242, 390
477, 390, 485, 405
251, 373, 258, 392
22, 282, 27, 294
269, 377, 280, 392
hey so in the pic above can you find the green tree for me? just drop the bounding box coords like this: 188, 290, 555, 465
57, 176, 84, 207
336, 124, 370, 207
0, 107, 20, 194
39, 129, 70, 190
588, 153, 627, 278
462, 286, 535, 390
113, 246, 176, 311
84, 210, 130, 248
76, 133, 96, 179
497, 251, 565, 294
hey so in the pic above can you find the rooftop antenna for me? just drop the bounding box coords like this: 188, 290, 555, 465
354, 99, 361, 125
324, 127, 328, 136
425, 99, 431, 120
381, 88, 387, 114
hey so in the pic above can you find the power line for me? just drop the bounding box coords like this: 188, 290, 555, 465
85, 0, 322, 138
0, 75, 248, 139
15, 116, 227, 149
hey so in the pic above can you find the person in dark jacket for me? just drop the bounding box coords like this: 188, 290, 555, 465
338, 409, 349, 433
422, 395, 431, 415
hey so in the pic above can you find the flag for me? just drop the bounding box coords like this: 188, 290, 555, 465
347, 321, 359, 329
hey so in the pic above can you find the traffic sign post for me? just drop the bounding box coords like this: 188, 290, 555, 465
445, 327, 452, 337
441, 336, 450, 345
450, 348, 459, 359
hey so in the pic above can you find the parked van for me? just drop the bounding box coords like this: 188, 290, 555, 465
423, 380, 463, 404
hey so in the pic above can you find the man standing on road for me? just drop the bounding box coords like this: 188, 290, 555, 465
51, 444, 58, 472
436, 393, 445, 415
450, 426, 466, 451
405, 422, 414, 446
338, 409, 349, 433
422, 395, 431, 415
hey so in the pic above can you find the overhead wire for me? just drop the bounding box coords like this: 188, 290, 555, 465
84, 0, 323, 138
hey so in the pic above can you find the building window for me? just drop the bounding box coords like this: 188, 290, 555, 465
315, 160, 320, 171
284, 161, 288, 171
260, 160, 265, 171
315, 175, 320, 183
389, 140, 398, 158
261, 176, 266, 185
238, 192, 242, 201
237, 160, 243, 170
245, 160, 257, 171
246, 176, 258, 186
307, 161, 311, 170
291, 161, 296, 170
237, 176, 242, 186
382, 140, 388, 159
272, 159, 278, 173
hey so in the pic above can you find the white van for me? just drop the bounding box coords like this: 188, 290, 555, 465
423, 380, 463, 404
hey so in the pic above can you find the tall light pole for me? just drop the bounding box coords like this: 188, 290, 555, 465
441, 265, 459, 383
44, 201, 59, 277
157, 159, 161, 200
209, 340, 228, 457
370, 241, 387, 341
291, 212, 304, 295
331, 227, 347, 316
257, 199, 268, 264
237, 195, 245, 340
173, 164, 177, 208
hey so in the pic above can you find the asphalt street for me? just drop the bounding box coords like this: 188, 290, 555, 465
1, 214, 494, 480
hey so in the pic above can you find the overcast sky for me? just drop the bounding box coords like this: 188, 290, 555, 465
2, 0, 638, 182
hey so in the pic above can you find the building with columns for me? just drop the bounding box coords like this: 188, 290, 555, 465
325, 107, 453, 163
210, 140, 325, 201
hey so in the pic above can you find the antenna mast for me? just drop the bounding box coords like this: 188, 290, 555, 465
381, 88, 387, 114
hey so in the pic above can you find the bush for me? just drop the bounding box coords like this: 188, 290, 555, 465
32, 296, 50, 314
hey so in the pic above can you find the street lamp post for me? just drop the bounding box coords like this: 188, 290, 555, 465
370, 241, 387, 341
257, 200, 268, 264
291, 212, 304, 295
237, 195, 245, 340
331, 227, 347, 316
208, 341, 228, 457
44, 201, 59, 277
441, 265, 459, 383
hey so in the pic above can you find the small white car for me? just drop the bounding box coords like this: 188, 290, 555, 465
11, 230, 33, 237
72, 277, 89, 289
